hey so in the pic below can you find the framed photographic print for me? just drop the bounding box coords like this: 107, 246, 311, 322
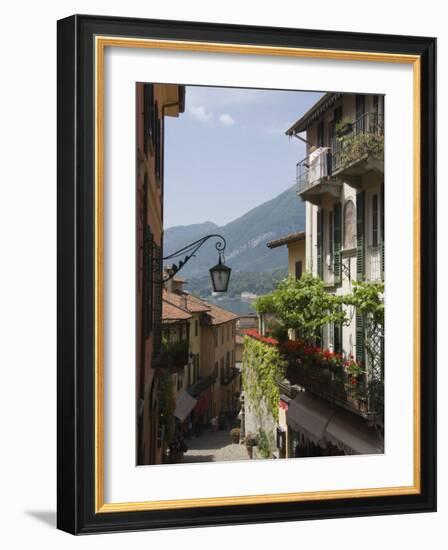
57, 14, 436, 534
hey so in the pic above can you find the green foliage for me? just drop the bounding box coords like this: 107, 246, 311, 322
337, 132, 384, 168
335, 117, 353, 136
242, 336, 286, 421
257, 429, 275, 459
267, 320, 289, 344
158, 374, 175, 443
254, 293, 276, 314
254, 273, 347, 342
161, 337, 189, 355
164, 185, 305, 277
344, 280, 384, 327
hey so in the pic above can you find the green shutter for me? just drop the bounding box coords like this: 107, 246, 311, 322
144, 225, 153, 337
356, 191, 365, 281
334, 312, 342, 354
355, 311, 365, 363
333, 202, 342, 284
372, 194, 379, 247
316, 208, 323, 279
380, 182, 385, 280
315, 326, 323, 349
152, 241, 163, 356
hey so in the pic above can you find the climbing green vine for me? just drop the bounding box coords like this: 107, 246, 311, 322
242, 336, 285, 422
257, 428, 275, 459
345, 280, 384, 326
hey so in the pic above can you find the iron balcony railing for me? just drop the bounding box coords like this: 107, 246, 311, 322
332, 112, 384, 173
188, 373, 216, 398
220, 367, 239, 385
296, 112, 384, 194
152, 338, 189, 369
285, 362, 381, 419
296, 147, 332, 195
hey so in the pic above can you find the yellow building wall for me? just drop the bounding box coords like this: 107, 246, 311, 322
199, 321, 237, 417
287, 239, 306, 278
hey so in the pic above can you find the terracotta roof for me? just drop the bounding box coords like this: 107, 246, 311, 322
199, 299, 239, 326
285, 93, 342, 135
164, 289, 210, 313
266, 231, 305, 249
163, 289, 238, 326
162, 297, 192, 323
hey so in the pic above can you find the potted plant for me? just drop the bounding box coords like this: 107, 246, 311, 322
229, 427, 241, 444
336, 117, 353, 137
244, 434, 258, 459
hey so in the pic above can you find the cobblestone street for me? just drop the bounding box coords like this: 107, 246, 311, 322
182, 428, 249, 463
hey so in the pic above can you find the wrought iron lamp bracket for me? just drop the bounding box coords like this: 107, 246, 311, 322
161, 234, 227, 283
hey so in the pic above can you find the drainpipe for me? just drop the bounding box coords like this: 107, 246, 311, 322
160, 97, 183, 272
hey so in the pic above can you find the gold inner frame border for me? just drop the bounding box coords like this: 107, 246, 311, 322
94, 36, 421, 513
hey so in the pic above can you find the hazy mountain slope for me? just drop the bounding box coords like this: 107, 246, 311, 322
163, 221, 218, 255
164, 185, 305, 277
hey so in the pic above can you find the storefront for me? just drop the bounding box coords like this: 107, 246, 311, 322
286, 391, 382, 457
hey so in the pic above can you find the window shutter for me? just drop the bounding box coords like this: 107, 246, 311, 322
317, 120, 324, 147
152, 241, 163, 356
154, 101, 161, 182
316, 208, 323, 279
334, 320, 342, 354
333, 202, 342, 284
143, 84, 154, 152
144, 226, 153, 337
315, 326, 323, 349
333, 304, 343, 354
355, 311, 365, 364
380, 182, 385, 280
356, 191, 365, 281
372, 193, 379, 247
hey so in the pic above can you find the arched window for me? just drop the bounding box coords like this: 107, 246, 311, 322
344, 200, 356, 249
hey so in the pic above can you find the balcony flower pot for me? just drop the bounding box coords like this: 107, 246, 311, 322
229, 427, 241, 444
244, 435, 258, 459
336, 119, 353, 137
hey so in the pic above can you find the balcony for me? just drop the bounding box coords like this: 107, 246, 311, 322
296, 147, 342, 205
188, 373, 216, 398
152, 338, 189, 370
331, 112, 384, 183
220, 367, 240, 386
285, 362, 380, 420
296, 113, 384, 203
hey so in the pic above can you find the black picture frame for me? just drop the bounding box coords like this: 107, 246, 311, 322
57, 14, 436, 534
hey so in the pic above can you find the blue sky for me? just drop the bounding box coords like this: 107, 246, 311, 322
164, 86, 323, 228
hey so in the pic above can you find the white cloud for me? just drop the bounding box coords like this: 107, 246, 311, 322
218, 113, 236, 126
186, 86, 264, 109
188, 105, 214, 124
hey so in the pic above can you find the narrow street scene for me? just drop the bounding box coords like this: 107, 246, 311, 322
136, 84, 385, 465
182, 428, 249, 463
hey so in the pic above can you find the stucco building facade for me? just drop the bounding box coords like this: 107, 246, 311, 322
136, 83, 185, 465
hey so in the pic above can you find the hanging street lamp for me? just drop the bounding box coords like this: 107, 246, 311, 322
162, 234, 231, 293
209, 253, 232, 293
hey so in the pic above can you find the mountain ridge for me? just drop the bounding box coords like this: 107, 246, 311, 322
164, 184, 305, 277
